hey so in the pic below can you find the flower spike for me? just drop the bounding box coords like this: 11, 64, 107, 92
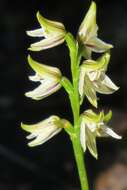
27, 12, 66, 51
79, 52, 119, 107
80, 110, 122, 159
21, 116, 63, 147
25, 55, 62, 100
77, 1, 113, 58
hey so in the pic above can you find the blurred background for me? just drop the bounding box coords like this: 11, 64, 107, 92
0, 0, 127, 189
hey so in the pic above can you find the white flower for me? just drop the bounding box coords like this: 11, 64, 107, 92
21, 116, 63, 147
25, 55, 62, 100
80, 110, 122, 159
78, 53, 119, 107
77, 1, 113, 58
27, 12, 66, 51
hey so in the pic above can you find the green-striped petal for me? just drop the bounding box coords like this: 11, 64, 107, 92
27, 55, 61, 79
86, 127, 98, 159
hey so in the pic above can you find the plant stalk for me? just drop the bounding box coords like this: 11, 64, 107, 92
71, 135, 89, 190
65, 33, 89, 190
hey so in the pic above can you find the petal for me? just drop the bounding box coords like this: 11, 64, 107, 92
87, 37, 113, 53
79, 67, 86, 102
82, 52, 110, 72
96, 52, 110, 72
84, 86, 97, 108
25, 81, 61, 100
104, 110, 112, 123
36, 12, 65, 32
28, 74, 41, 82
26, 133, 37, 140
88, 71, 101, 81
94, 75, 119, 94
21, 115, 61, 132
21, 122, 37, 133
21, 121, 52, 134
27, 55, 62, 79
26, 28, 45, 37
81, 46, 92, 59
104, 127, 122, 139
86, 127, 98, 159
87, 122, 96, 132
80, 121, 86, 152
84, 76, 98, 108
78, 2, 97, 41
28, 127, 62, 147
102, 75, 119, 91
83, 109, 103, 123
28, 35, 65, 51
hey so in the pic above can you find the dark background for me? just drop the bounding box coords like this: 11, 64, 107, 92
0, 0, 127, 189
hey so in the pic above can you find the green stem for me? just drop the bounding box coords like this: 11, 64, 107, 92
65, 33, 89, 190
71, 135, 89, 190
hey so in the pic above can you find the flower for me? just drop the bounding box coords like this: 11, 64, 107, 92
78, 53, 119, 107
25, 55, 62, 100
21, 116, 63, 147
27, 12, 66, 51
80, 110, 122, 159
77, 1, 113, 58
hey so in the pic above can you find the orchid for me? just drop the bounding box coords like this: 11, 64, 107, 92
80, 110, 121, 159
21, 2, 122, 190
25, 55, 62, 100
21, 116, 63, 147
79, 53, 119, 107
27, 12, 66, 51
77, 1, 113, 58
